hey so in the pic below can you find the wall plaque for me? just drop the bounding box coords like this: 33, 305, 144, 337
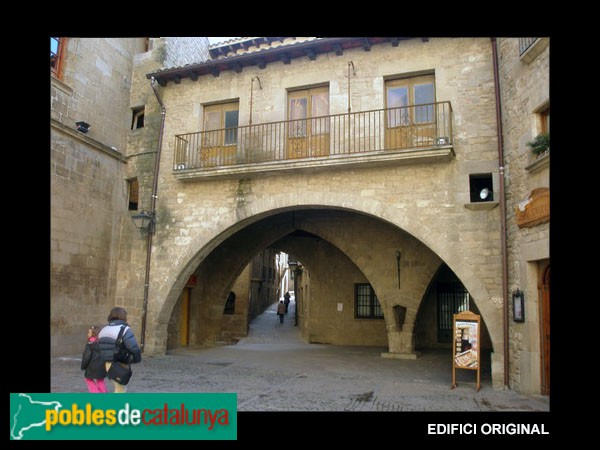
516, 187, 549, 228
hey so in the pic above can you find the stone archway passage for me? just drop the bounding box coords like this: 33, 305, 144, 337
153, 208, 498, 368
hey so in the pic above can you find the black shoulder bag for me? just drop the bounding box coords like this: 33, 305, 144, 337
113, 325, 132, 364
107, 325, 133, 385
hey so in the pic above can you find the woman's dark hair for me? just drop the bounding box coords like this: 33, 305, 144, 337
108, 306, 128, 322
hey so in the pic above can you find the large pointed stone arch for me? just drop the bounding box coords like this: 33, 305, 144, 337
145, 190, 502, 371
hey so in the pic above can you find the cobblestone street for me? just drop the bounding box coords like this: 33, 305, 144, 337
51, 301, 549, 412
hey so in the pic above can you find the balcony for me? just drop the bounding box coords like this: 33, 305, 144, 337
518, 38, 549, 64
173, 101, 453, 180
518, 38, 538, 56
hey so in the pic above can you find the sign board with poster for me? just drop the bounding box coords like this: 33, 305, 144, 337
451, 310, 481, 391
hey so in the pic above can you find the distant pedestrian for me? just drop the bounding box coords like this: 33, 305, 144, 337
277, 300, 286, 324
81, 325, 108, 393
284, 292, 291, 314
98, 307, 142, 393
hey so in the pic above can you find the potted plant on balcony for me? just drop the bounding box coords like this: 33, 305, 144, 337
526, 133, 549, 157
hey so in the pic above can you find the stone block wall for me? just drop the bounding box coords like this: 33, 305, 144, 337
164, 37, 210, 68
104, 37, 553, 392
55, 38, 146, 152
50, 37, 145, 355
498, 37, 550, 394
119, 38, 505, 363
286, 236, 388, 347
50, 127, 127, 355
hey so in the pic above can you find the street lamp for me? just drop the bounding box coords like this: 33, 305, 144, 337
131, 210, 155, 233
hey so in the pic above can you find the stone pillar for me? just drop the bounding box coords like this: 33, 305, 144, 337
381, 328, 419, 360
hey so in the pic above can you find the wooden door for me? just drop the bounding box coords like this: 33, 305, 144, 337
201, 102, 239, 166
287, 87, 330, 159
538, 262, 550, 395
385, 75, 436, 149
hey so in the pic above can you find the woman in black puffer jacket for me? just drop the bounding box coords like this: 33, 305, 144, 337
81, 325, 108, 392
97, 307, 142, 393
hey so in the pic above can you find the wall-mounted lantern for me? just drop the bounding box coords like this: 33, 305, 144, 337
76, 121, 90, 133
512, 289, 525, 322
131, 210, 155, 233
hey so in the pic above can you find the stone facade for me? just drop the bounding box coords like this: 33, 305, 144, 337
50, 37, 208, 355
115, 37, 509, 386
50, 37, 550, 395
164, 37, 210, 68
50, 38, 146, 355
52, 38, 145, 152
497, 38, 550, 394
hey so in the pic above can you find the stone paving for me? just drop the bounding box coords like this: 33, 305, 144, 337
51, 301, 549, 412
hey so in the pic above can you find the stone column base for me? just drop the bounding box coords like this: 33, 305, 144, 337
381, 351, 421, 360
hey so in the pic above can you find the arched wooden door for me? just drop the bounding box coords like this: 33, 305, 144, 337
538, 262, 550, 395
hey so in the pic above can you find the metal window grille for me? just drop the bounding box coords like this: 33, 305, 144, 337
437, 282, 470, 342
355, 283, 383, 319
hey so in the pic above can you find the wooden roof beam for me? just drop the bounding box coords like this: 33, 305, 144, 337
279, 53, 291, 64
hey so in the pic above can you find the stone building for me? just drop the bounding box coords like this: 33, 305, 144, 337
50, 37, 147, 353
51, 37, 277, 354
50, 37, 550, 396
497, 38, 550, 395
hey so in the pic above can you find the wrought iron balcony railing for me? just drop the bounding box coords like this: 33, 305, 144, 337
174, 101, 452, 171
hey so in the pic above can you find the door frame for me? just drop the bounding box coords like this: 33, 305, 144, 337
538, 261, 550, 395
385, 74, 436, 149
286, 86, 330, 158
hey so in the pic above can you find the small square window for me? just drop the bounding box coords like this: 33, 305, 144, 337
128, 178, 139, 211
469, 174, 493, 203
131, 107, 145, 130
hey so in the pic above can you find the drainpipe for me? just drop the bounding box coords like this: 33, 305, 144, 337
347, 61, 355, 114
250, 76, 262, 126
139, 76, 166, 352
347, 61, 355, 150
491, 38, 510, 389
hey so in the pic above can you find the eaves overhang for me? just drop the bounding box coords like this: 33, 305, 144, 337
147, 37, 422, 86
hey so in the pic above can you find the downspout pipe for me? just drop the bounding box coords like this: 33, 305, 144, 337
139, 76, 166, 352
491, 38, 510, 389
